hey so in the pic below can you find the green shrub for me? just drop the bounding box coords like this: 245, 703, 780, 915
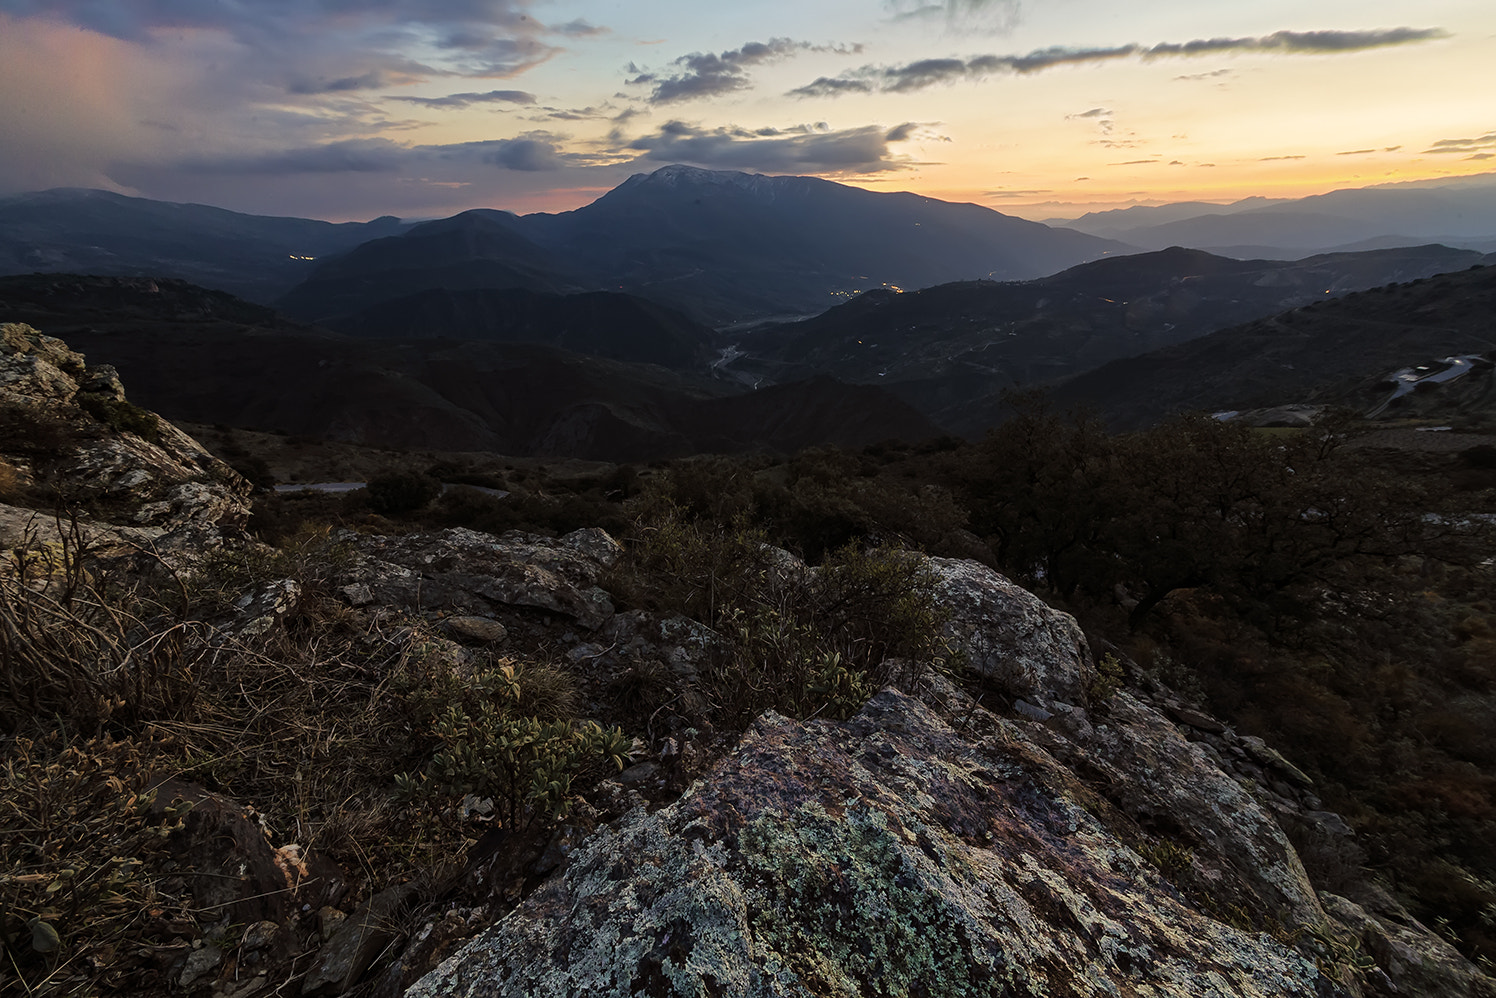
396, 662, 629, 830
365, 470, 442, 514
614, 500, 952, 726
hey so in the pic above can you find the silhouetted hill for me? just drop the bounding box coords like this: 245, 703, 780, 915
1052, 264, 1496, 428
725, 244, 1491, 435
325, 287, 718, 370
0, 273, 939, 459
276, 210, 580, 321
0, 188, 407, 303
278, 165, 1129, 326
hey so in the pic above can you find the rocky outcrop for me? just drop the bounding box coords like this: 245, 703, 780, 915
410, 681, 1345, 998
0, 322, 250, 567
930, 556, 1094, 709
335, 526, 621, 631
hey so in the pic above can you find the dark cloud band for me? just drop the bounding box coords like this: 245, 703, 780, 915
387, 90, 537, 109
790, 27, 1447, 97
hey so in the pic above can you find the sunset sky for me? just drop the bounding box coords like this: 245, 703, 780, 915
1, 0, 1493, 221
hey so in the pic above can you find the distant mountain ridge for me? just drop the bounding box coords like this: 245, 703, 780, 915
1055, 172, 1496, 259
0, 188, 409, 303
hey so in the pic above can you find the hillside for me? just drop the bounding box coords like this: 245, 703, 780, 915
0, 188, 407, 303
725, 244, 1492, 436
1054, 263, 1496, 428
0, 274, 940, 459
324, 287, 718, 370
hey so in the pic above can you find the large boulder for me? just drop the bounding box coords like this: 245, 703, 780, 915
930, 556, 1094, 708
409, 682, 1353, 998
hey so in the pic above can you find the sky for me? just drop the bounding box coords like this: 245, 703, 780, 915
1, 0, 1493, 222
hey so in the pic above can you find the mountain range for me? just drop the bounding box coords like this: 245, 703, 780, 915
4, 166, 1496, 456
2, 167, 1129, 327
1054, 172, 1496, 260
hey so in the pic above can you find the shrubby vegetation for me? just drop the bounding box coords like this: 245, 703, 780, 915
7, 392, 1496, 983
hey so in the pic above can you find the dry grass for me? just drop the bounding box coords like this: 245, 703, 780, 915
0, 524, 524, 995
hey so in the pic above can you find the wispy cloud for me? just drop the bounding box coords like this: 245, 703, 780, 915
387, 89, 537, 109
629, 38, 861, 104
790, 27, 1447, 97
1424, 130, 1496, 154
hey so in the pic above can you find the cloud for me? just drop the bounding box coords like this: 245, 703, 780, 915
1424, 131, 1496, 154
1109, 159, 1159, 165
886, 0, 1022, 33
1259, 155, 1306, 161
1066, 107, 1111, 119
478, 134, 565, 171
388, 89, 537, 109
1335, 148, 1376, 156
1174, 68, 1234, 82
785, 77, 876, 99
143, 129, 585, 179
288, 72, 391, 95
632, 38, 860, 104
790, 27, 1447, 96
623, 119, 920, 174
171, 138, 411, 175
4, 1, 574, 81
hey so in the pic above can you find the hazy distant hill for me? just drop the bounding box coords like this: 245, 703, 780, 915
1051, 264, 1496, 428
0, 188, 408, 303
280, 165, 1129, 326
1056, 172, 1496, 259
723, 244, 1492, 436
0, 273, 940, 459
325, 287, 719, 370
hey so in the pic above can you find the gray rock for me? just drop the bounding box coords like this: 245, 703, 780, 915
409, 687, 1348, 998
178, 944, 222, 988
339, 528, 619, 630
1013, 698, 1054, 722
929, 556, 1094, 708
1241, 735, 1315, 787
302, 882, 418, 995
445, 616, 509, 645
1321, 892, 1495, 998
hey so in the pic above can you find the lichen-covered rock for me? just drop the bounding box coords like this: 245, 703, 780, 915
1320, 892, 1496, 998
409, 685, 1350, 998
930, 556, 1093, 708
0, 322, 87, 402
1032, 692, 1327, 929
339, 527, 619, 629
0, 323, 251, 566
